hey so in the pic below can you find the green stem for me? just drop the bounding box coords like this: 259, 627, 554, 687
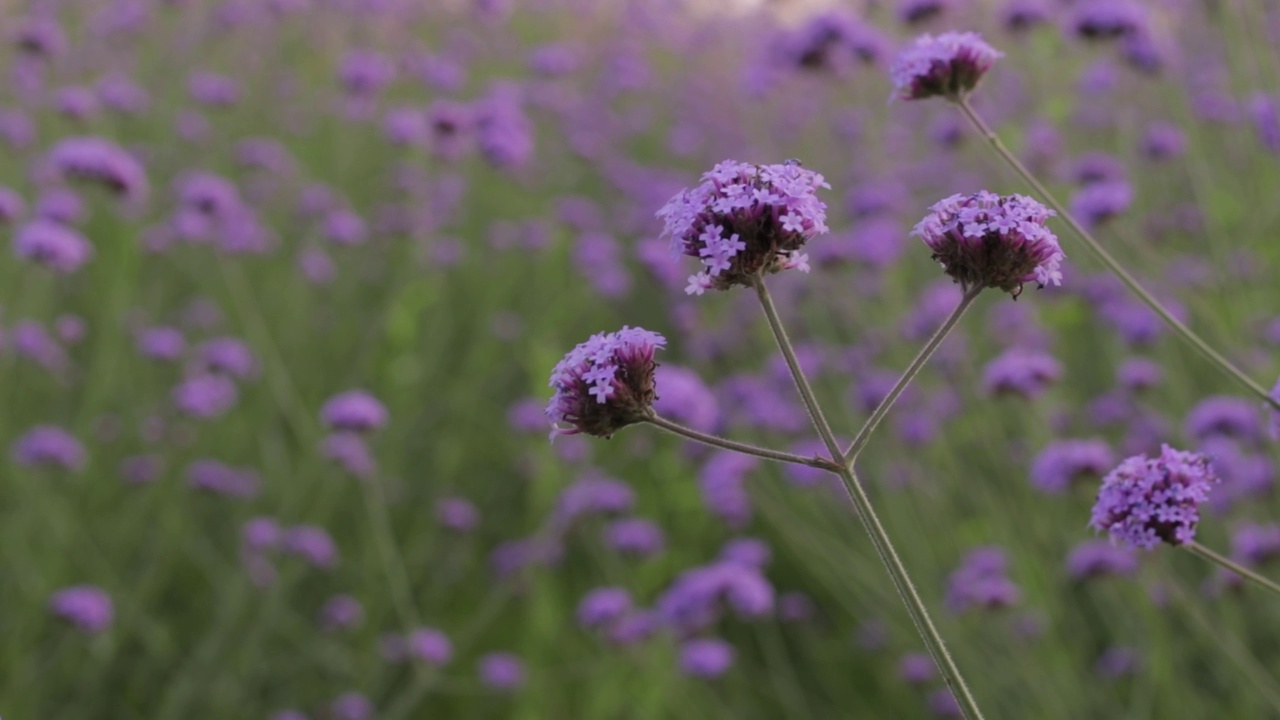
753, 275, 985, 720
1185, 541, 1280, 598
954, 97, 1279, 411
844, 286, 981, 466
645, 413, 840, 471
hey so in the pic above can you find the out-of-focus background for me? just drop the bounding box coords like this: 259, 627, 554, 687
3, 0, 1280, 718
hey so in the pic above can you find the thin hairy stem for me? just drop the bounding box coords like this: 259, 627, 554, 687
954, 97, 1279, 411
845, 286, 982, 465
1185, 541, 1280, 598
645, 414, 840, 470
753, 275, 985, 720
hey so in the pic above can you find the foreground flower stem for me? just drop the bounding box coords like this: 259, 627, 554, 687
954, 97, 1280, 412
754, 275, 985, 720
645, 413, 841, 470
1185, 541, 1280, 598
844, 286, 982, 466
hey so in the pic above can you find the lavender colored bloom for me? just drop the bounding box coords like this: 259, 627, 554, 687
657, 561, 775, 632
652, 364, 719, 432
242, 517, 283, 551
1066, 540, 1138, 579
780, 11, 886, 73
35, 188, 85, 225
1090, 445, 1218, 549
1185, 396, 1262, 444
137, 326, 186, 361
889, 32, 1003, 102
1232, 523, 1280, 566
197, 337, 257, 379
13, 220, 93, 273
330, 693, 373, 720
188, 71, 241, 107
384, 106, 427, 146
899, 653, 935, 685
1142, 122, 1186, 161
97, 74, 150, 115
608, 609, 660, 646
1069, 181, 1132, 227
546, 326, 665, 438
297, 247, 336, 284
680, 637, 734, 678
657, 160, 829, 295
323, 209, 367, 246
1072, 1, 1147, 41
0, 186, 25, 223
339, 50, 396, 96
10, 319, 69, 372
478, 652, 526, 690
426, 100, 474, 160
1249, 94, 1280, 154
699, 451, 756, 528
11, 426, 86, 471
719, 537, 772, 568
49, 586, 113, 633
54, 86, 101, 121
1030, 439, 1114, 494
14, 16, 66, 57
321, 433, 377, 479
321, 390, 388, 433
45, 137, 148, 203
946, 546, 1020, 612
283, 525, 339, 568
1002, 0, 1050, 31
407, 627, 452, 665
982, 348, 1062, 398
556, 474, 635, 524
437, 497, 480, 532
186, 459, 260, 498
172, 374, 239, 419
928, 689, 963, 718
475, 90, 534, 169
578, 587, 632, 629
913, 191, 1062, 297
604, 517, 665, 557
320, 594, 364, 631
1117, 357, 1162, 393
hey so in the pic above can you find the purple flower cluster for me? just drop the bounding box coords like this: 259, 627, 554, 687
945, 546, 1020, 613
1090, 445, 1218, 549
657, 160, 830, 295
912, 191, 1063, 297
889, 32, 1003, 102
1030, 439, 1114, 494
546, 326, 665, 438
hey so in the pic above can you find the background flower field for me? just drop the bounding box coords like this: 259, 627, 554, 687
3, 0, 1280, 718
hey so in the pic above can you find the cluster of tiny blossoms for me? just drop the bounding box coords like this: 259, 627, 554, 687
657, 160, 830, 295
889, 31, 1003, 101
912, 191, 1064, 297
546, 327, 666, 438
1089, 445, 1218, 550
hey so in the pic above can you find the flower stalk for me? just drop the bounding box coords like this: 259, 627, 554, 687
953, 97, 1280, 411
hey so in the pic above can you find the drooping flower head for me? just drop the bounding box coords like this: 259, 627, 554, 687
657, 160, 829, 295
49, 585, 113, 633
912, 191, 1063, 297
546, 326, 665, 438
1090, 445, 1218, 549
43, 136, 149, 204
889, 32, 1003, 102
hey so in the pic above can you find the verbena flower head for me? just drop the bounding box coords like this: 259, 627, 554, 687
889, 32, 1003, 102
546, 326, 665, 438
913, 191, 1063, 297
1030, 439, 1114, 494
13, 220, 94, 273
1090, 445, 1218, 549
49, 585, 113, 633
657, 160, 829, 295
321, 390, 388, 433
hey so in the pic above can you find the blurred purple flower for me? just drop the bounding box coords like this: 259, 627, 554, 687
49, 585, 113, 633
680, 637, 734, 678
11, 425, 86, 471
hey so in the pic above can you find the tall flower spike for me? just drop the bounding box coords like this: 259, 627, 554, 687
912, 191, 1064, 298
657, 160, 829, 295
890, 31, 1003, 102
546, 326, 665, 438
1090, 445, 1218, 550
